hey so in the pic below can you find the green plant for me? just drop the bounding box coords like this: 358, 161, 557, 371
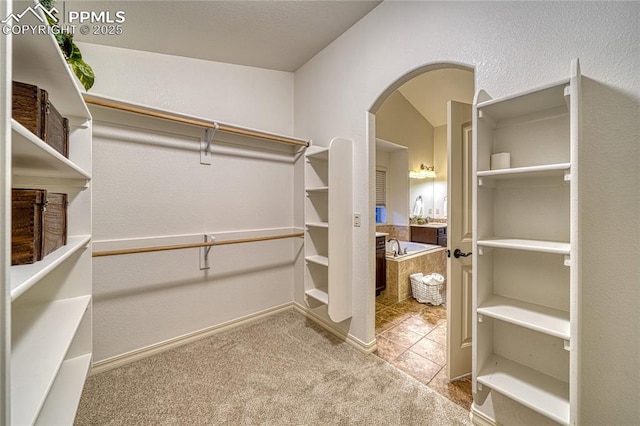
39, 0, 95, 90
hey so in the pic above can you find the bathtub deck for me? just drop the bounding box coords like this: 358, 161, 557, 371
380, 247, 447, 303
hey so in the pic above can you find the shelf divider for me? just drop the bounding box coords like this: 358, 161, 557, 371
478, 354, 570, 425
11, 296, 91, 426
477, 162, 570, 181
12, 120, 91, 180
306, 222, 329, 229
305, 187, 329, 193
35, 354, 92, 426
12, 14, 91, 121
478, 295, 570, 340
476, 79, 569, 123
306, 147, 329, 161
305, 289, 329, 305
478, 238, 570, 255
305, 255, 329, 267
11, 235, 92, 301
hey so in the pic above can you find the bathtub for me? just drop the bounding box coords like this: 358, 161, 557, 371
386, 240, 441, 258
381, 241, 447, 303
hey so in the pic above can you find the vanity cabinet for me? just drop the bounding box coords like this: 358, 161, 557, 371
375, 235, 386, 294
411, 225, 446, 246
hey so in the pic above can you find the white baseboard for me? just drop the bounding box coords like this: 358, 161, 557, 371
292, 302, 377, 354
470, 403, 500, 426
90, 302, 294, 375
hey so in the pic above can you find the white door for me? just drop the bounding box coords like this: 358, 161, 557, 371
446, 101, 473, 380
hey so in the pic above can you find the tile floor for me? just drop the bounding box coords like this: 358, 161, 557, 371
374, 296, 473, 411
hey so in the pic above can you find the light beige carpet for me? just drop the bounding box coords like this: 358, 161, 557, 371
75, 309, 471, 425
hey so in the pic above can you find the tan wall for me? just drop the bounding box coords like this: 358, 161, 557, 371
376, 91, 434, 171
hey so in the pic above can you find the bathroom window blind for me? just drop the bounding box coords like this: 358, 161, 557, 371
376, 170, 386, 206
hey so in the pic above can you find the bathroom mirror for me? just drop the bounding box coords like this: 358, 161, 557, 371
410, 177, 435, 219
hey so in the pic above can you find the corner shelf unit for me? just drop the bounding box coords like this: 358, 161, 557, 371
304, 138, 353, 323
472, 60, 580, 425
2, 3, 93, 424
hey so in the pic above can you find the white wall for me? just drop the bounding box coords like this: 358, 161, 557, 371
294, 1, 639, 424
388, 149, 409, 225
376, 150, 390, 169
433, 125, 447, 219
78, 43, 294, 135
79, 44, 298, 363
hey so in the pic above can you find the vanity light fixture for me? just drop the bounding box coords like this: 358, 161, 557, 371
409, 164, 436, 179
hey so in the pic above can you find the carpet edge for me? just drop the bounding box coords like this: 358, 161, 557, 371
90, 302, 295, 375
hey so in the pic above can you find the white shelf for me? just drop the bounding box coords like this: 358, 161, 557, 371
10, 235, 92, 301
5, 3, 94, 423
477, 295, 570, 340
12, 9, 90, 122
306, 222, 329, 229
306, 186, 329, 193
305, 289, 328, 305
11, 295, 91, 426
478, 238, 570, 255
12, 119, 92, 180
476, 79, 568, 123
35, 353, 92, 425
477, 162, 570, 181
474, 60, 580, 425
477, 354, 570, 425
306, 147, 329, 161
305, 255, 329, 267
304, 138, 352, 323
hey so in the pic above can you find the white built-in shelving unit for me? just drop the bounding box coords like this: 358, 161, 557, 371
304, 138, 353, 323
1, 2, 93, 424
472, 60, 581, 425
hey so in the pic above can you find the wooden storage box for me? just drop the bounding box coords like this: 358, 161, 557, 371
12, 81, 69, 157
11, 189, 67, 265
43, 192, 68, 257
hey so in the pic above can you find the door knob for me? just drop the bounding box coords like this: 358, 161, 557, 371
453, 248, 472, 258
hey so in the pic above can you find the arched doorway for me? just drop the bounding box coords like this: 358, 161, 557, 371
369, 62, 475, 409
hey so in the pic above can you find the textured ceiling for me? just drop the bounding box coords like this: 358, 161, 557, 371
66, 0, 381, 72
398, 68, 475, 127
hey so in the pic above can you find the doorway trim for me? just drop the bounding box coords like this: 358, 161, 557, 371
367, 60, 475, 349
368, 62, 475, 114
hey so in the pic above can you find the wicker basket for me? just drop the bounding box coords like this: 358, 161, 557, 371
410, 273, 445, 305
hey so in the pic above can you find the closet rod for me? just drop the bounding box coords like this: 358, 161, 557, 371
92, 232, 304, 257
83, 94, 310, 148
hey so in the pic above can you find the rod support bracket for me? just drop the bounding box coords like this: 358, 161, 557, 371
201, 124, 218, 165
205, 234, 215, 260
200, 234, 216, 270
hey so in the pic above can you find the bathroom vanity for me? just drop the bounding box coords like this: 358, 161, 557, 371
410, 224, 447, 247
375, 233, 387, 294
